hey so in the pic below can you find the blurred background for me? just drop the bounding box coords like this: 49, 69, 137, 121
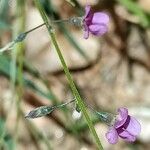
0, 0, 150, 149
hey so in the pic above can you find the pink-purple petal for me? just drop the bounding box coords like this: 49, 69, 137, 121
83, 5, 109, 39
105, 107, 141, 144
92, 12, 109, 25
119, 130, 136, 142
125, 116, 141, 136
115, 108, 128, 128
89, 24, 108, 36
83, 25, 89, 39
84, 5, 91, 18
106, 127, 118, 144
83, 30, 89, 39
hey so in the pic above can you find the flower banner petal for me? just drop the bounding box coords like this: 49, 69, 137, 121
84, 5, 91, 18
92, 12, 109, 25
115, 107, 128, 128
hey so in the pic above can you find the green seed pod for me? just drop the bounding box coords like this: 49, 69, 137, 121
25, 106, 55, 119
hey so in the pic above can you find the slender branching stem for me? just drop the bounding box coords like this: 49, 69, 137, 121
33, 0, 103, 149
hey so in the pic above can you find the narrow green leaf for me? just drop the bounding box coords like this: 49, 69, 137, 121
0, 0, 9, 20
0, 55, 56, 103
4, 134, 15, 150
0, 118, 5, 138
0, 21, 10, 30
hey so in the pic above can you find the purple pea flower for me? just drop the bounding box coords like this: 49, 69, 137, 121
106, 108, 141, 144
83, 5, 109, 39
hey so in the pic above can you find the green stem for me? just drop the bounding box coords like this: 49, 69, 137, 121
12, 0, 26, 146
24, 19, 69, 34
34, 0, 103, 149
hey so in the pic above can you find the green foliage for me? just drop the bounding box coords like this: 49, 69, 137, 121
0, 118, 5, 138
0, 21, 10, 30
0, 55, 57, 102
0, 118, 15, 150
0, 0, 10, 32
0, 0, 9, 20
117, 0, 150, 27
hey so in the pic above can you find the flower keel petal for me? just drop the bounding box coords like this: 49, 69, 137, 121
89, 24, 108, 36
125, 116, 141, 136
106, 127, 118, 144
119, 130, 136, 142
